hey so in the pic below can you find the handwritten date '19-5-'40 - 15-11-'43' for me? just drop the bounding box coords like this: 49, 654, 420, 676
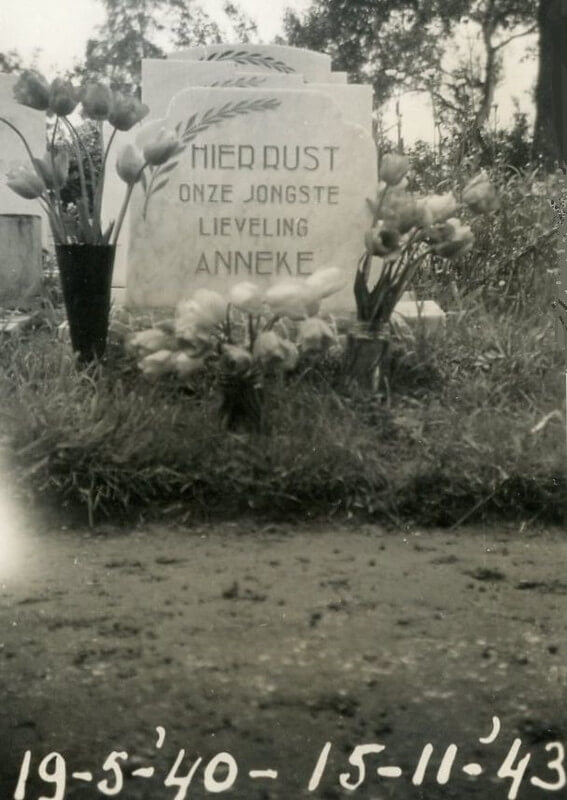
9, 717, 567, 799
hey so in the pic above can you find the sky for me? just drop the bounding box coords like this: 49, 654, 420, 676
0, 0, 538, 145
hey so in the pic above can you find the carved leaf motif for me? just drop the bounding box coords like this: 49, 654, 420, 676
199, 50, 295, 73
142, 97, 282, 217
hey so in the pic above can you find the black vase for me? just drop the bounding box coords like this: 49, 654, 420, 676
56, 244, 116, 364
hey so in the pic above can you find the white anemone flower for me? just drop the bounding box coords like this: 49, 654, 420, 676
127, 327, 175, 355
265, 280, 318, 320
305, 267, 345, 300
139, 349, 176, 377
298, 318, 336, 353
229, 282, 265, 314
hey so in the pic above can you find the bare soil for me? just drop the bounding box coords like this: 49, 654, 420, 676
1, 520, 566, 800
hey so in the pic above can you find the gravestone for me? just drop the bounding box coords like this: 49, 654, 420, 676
125, 86, 376, 310
105, 46, 377, 312
172, 44, 333, 82
0, 75, 46, 303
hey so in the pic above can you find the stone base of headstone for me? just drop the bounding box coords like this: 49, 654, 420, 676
0, 214, 42, 306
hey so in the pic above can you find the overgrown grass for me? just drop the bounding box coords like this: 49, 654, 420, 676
1, 299, 564, 527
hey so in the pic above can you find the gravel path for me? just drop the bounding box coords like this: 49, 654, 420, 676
1, 520, 566, 800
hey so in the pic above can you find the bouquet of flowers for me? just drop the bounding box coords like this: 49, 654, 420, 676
1, 70, 180, 246
357, 153, 499, 333
127, 268, 345, 431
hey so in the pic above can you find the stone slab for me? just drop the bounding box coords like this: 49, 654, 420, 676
0, 214, 42, 305
170, 44, 332, 82
392, 299, 446, 335
0, 75, 47, 245
142, 59, 304, 118
124, 86, 376, 312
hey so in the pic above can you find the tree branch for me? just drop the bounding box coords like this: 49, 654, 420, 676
493, 24, 538, 51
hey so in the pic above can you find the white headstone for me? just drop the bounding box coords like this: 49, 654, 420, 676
0, 75, 46, 225
171, 44, 332, 82
124, 86, 376, 311
142, 59, 304, 117
0, 75, 46, 303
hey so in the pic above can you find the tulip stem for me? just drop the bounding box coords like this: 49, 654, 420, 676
225, 304, 233, 344
48, 118, 69, 243
0, 116, 38, 167
372, 185, 389, 226
248, 313, 256, 350
38, 197, 66, 245
94, 125, 117, 232
142, 167, 159, 219
110, 183, 134, 246
64, 118, 98, 203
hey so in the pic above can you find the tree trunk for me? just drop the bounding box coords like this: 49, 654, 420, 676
533, 0, 562, 168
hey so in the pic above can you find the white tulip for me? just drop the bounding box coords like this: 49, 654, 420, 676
265, 280, 315, 320
128, 327, 175, 355
305, 267, 345, 300
298, 318, 336, 353
221, 344, 253, 373
173, 351, 205, 378
229, 282, 265, 313
139, 349, 176, 377
423, 193, 458, 223
253, 331, 288, 364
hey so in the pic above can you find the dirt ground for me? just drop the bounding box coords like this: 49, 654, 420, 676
1, 518, 566, 800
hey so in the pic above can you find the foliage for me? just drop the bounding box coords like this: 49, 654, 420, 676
284, 0, 543, 163
0, 297, 563, 527
411, 164, 560, 313
77, 0, 258, 95
0, 50, 23, 74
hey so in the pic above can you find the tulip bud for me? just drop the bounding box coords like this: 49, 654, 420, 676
6, 166, 45, 199
423, 192, 458, 223
48, 78, 79, 116
462, 173, 499, 214
127, 327, 176, 355
108, 93, 149, 131
414, 198, 434, 228
382, 189, 420, 233
192, 289, 227, 327
173, 351, 205, 379
280, 339, 299, 372
175, 290, 227, 341
298, 318, 335, 353
116, 144, 145, 185
221, 344, 253, 374
33, 148, 70, 190
139, 349, 176, 378
253, 331, 288, 365
13, 70, 50, 111
143, 127, 180, 166
379, 153, 410, 186
81, 83, 114, 121
229, 282, 264, 313
432, 218, 474, 258
364, 226, 400, 257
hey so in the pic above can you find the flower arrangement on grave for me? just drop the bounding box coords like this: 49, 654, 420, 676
127, 268, 344, 432
0, 70, 182, 362
346, 153, 499, 390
